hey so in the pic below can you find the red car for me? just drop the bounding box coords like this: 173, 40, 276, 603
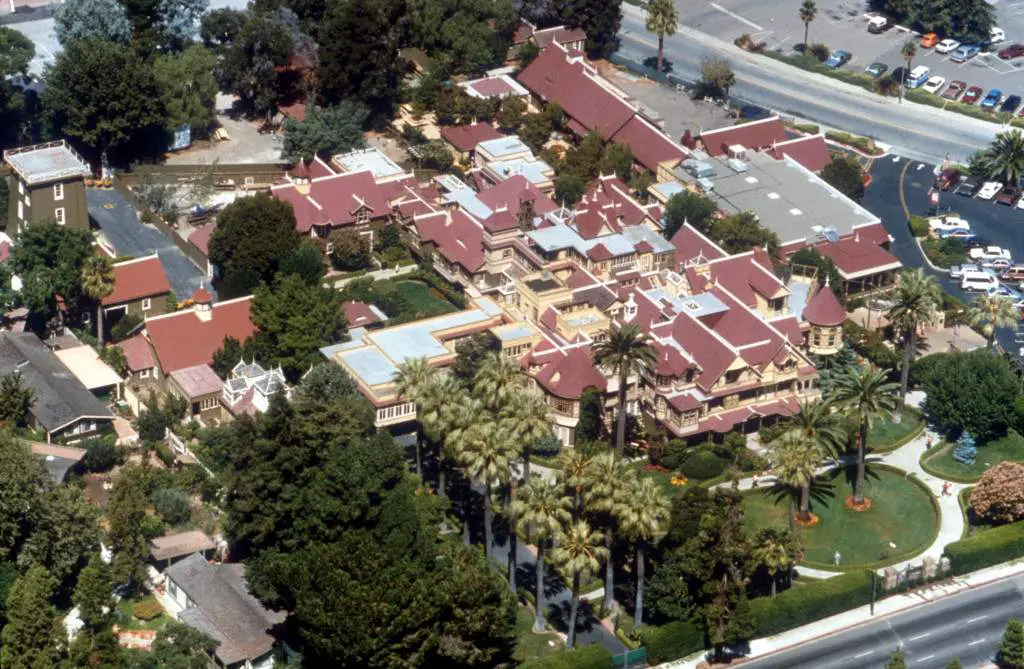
942, 80, 966, 100
1000, 43, 1024, 59
963, 86, 984, 104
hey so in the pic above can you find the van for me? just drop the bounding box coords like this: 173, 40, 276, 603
867, 16, 888, 33
1002, 264, 1024, 282
906, 66, 931, 88
961, 270, 999, 292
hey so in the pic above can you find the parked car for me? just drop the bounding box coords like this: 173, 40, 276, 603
922, 76, 947, 94
992, 27, 1007, 45
963, 86, 984, 104
942, 80, 967, 100
865, 62, 888, 78
981, 89, 1003, 109
998, 186, 1020, 205
936, 38, 961, 54
957, 175, 982, 195
940, 228, 977, 240
951, 44, 981, 62
937, 168, 962, 191
1003, 95, 1023, 113
978, 180, 1003, 199
867, 16, 888, 33
969, 245, 1013, 261
906, 66, 931, 88
921, 32, 939, 48
985, 258, 1014, 271
963, 269, 999, 291
1002, 265, 1024, 281
929, 215, 971, 233
999, 43, 1024, 59
950, 264, 969, 279
824, 50, 851, 69
739, 104, 771, 120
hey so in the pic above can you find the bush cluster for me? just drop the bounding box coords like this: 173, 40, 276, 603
824, 130, 880, 155
748, 570, 874, 637
518, 645, 613, 669
640, 620, 704, 664
131, 598, 164, 621
945, 520, 1024, 574
908, 215, 930, 238
679, 450, 728, 480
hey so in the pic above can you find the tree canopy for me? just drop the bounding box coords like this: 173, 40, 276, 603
920, 349, 1019, 440
153, 45, 219, 138
283, 103, 368, 162
217, 12, 295, 119
54, 0, 132, 45
821, 155, 866, 202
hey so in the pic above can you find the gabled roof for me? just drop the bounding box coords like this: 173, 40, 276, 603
670, 223, 728, 267
813, 236, 902, 279
439, 123, 503, 153
476, 176, 558, 231
102, 255, 172, 306
767, 135, 832, 173
699, 116, 788, 156
343, 301, 388, 328
272, 170, 391, 232
802, 284, 846, 326
533, 25, 587, 48
145, 297, 256, 374
414, 210, 486, 272
533, 346, 606, 399
609, 115, 688, 172
117, 334, 156, 372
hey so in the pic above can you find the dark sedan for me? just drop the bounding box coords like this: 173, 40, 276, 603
957, 175, 982, 196
963, 85, 985, 104
942, 80, 966, 100
1002, 95, 1023, 113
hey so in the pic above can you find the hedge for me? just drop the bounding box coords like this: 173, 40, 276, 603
153, 441, 176, 467
640, 620, 704, 664
131, 598, 164, 621
748, 570, 874, 637
944, 519, 1024, 575
518, 645, 613, 669
908, 215, 929, 238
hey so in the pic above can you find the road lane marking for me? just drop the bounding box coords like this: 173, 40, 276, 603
908, 632, 931, 641
917, 655, 935, 663
709, 2, 763, 31
969, 638, 987, 646
854, 651, 873, 658
967, 615, 988, 623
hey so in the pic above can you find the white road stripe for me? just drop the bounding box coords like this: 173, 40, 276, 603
967, 615, 988, 623
917, 655, 935, 663
908, 632, 931, 641
968, 638, 987, 646
854, 650, 873, 658
709, 2, 763, 31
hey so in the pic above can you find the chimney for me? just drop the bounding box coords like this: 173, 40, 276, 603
624, 293, 638, 322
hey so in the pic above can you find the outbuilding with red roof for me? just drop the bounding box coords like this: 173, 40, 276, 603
102, 255, 172, 337
144, 295, 256, 375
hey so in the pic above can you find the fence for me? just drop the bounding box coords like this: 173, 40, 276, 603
122, 162, 287, 188
611, 648, 647, 668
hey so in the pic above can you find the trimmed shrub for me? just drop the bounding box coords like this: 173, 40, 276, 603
679, 449, 728, 480
153, 441, 176, 467
531, 433, 562, 458
131, 598, 164, 621
661, 439, 689, 471
81, 435, 121, 472
945, 520, 1024, 575
518, 645, 613, 669
641, 620, 704, 664
749, 570, 874, 637
150, 487, 192, 526
971, 461, 1024, 524
908, 216, 930, 238
110, 313, 143, 342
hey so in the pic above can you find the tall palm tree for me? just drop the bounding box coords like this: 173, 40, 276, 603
552, 520, 608, 649
829, 365, 898, 505
418, 373, 466, 496
558, 450, 593, 521
593, 324, 656, 458
799, 0, 817, 50
646, 0, 678, 74
751, 529, 791, 598
474, 351, 525, 412
393, 357, 437, 478
458, 421, 517, 564
512, 477, 571, 633
583, 452, 633, 614
774, 399, 844, 520
80, 255, 115, 346
617, 475, 669, 628
968, 293, 1019, 351
499, 386, 551, 482
900, 40, 917, 103
769, 436, 822, 524
979, 130, 1024, 186
886, 269, 941, 406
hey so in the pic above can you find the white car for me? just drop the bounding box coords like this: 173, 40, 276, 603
922, 76, 947, 94
992, 27, 1007, 45
977, 181, 1003, 200
936, 38, 962, 54
928, 215, 971, 233
969, 245, 1013, 261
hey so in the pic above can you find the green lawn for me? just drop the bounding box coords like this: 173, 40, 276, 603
512, 605, 563, 664
743, 466, 938, 568
115, 597, 170, 631
867, 410, 924, 452
923, 433, 1024, 482
629, 462, 694, 499
394, 280, 458, 317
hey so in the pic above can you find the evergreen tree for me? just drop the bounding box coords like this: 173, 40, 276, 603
0, 432, 48, 561
0, 566, 63, 669
1001, 618, 1024, 669
73, 553, 114, 630
18, 485, 100, 584
107, 466, 150, 593
560, 0, 622, 57
946, 660, 963, 669
885, 649, 908, 669
952, 431, 977, 465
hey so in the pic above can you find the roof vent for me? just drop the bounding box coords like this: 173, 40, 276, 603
728, 144, 747, 160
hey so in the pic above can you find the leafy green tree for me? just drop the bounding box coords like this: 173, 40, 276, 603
772, 400, 842, 522
584, 453, 631, 613
218, 12, 293, 119
317, 0, 405, 122
120, 0, 207, 53
458, 420, 517, 562
283, 103, 369, 162
712, 211, 779, 254
126, 620, 218, 669
42, 38, 165, 164
208, 192, 299, 297
0, 28, 33, 79
921, 350, 1019, 440
886, 269, 941, 405
512, 476, 570, 632
407, 0, 515, 75
799, 0, 817, 48
619, 475, 670, 627
751, 528, 791, 598
945, 660, 963, 669
150, 487, 192, 525
0, 566, 63, 669
552, 520, 608, 648
395, 356, 438, 478
18, 485, 99, 584
790, 246, 842, 299
278, 241, 326, 284
1001, 619, 1024, 669
54, 0, 132, 45
73, 553, 114, 631
252, 273, 347, 380
80, 254, 115, 346
646, 0, 678, 73
554, 173, 586, 206
153, 45, 219, 138
0, 29, 35, 150
976, 131, 1024, 187
519, 112, 554, 153
499, 386, 550, 482
886, 649, 908, 669
0, 433, 47, 560
418, 139, 455, 172
10, 222, 94, 321
296, 363, 358, 402
0, 372, 33, 428
80, 435, 121, 472
593, 324, 656, 457
562, 130, 604, 180
697, 57, 735, 98
211, 335, 260, 379
598, 142, 634, 182
662, 190, 718, 239
107, 466, 150, 593
829, 365, 898, 504
327, 228, 371, 272
559, 0, 622, 57
452, 332, 500, 388
821, 155, 866, 202
200, 8, 248, 52
575, 387, 604, 443
497, 97, 526, 132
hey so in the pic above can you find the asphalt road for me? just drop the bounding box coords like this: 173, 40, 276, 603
739, 576, 1024, 668
617, 12, 1003, 163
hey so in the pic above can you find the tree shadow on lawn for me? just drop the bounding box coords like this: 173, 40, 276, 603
545, 598, 602, 640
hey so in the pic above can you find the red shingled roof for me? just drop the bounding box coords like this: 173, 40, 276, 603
439, 123, 503, 153
272, 170, 391, 233
533, 346, 606, 399
814, 236, 901, 279
802, 285, 846, 326
145, 296, 256, 374
768, 135, 832, 172
187, 222, 216, 256
670, 223, 728, 267
343, 301, 385, 327
705, 252, 786, 308
414, 210, 485, 273
699, 117, 787, 156
102, 256, 171, 306
117, 334, 156, 372
852, 223, 891, 246
533, 26, 587, 48
476, 175, 558, 231
609, 115, 687, 172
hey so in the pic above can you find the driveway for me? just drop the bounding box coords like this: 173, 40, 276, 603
87, 188, 213, 302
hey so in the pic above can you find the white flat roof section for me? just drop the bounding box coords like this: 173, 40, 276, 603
53, 345, 123, 390
331, 148, 406, 180
4, 141, 91, 186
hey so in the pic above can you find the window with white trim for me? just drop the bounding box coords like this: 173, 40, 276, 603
17, 201, 22, 220
141, 297, 152, 311
53, 183, 64, 200
140, 368, 151, 379
17, 182, 22, 195
55, 208, 65, 225
23, 194, 30, 207
244, 176, 255, 186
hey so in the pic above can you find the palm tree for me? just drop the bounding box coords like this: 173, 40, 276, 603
968, 293, 1019, 351
583, 452, 632, 614
617, 475, 669, 628
458, 421, 517, 565
512, 477, 571, 633
552, 520, 608, 649
80, 255, 115, 346
499, 387, 551, 482
886, 269, 941, 406
593, 324, 656, 458
799, 0, 817, 51
418, 373, 466, 496
774, 399, 844, 520
646, 0, 678, 74
900, 40, 917, 103
474, 352, 525, 412
979, 130, 1024, 186
829, 365, 898, 505
751, 529, 791, 598
558, 450, 593, 521
769, 436, 822, 524
393, 357, 437, 478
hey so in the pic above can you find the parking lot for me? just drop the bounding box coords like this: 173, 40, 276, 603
681, 0, 1024, 112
